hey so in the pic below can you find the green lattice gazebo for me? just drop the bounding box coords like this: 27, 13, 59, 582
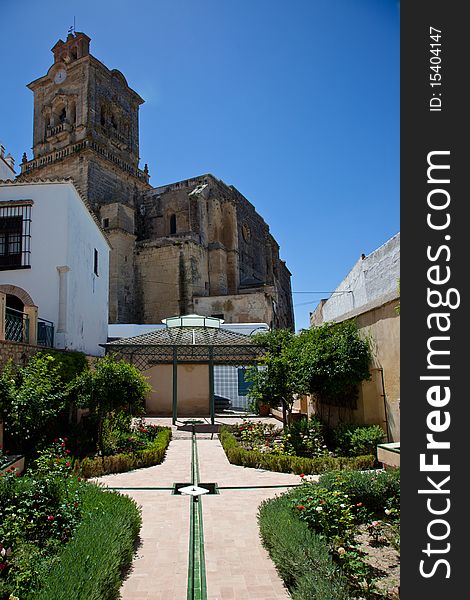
103, 315, 263, 424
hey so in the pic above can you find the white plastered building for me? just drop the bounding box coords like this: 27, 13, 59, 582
0, 179, 110, 356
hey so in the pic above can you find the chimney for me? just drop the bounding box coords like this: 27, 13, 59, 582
5, 154, 15, 171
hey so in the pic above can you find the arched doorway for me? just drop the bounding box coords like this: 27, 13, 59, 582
6, 293, 24, 312
0, 284, 37, 344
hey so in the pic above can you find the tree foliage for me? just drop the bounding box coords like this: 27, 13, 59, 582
247, 329, 302, 425
247, 321, 371, 423
0, 354, 68, 454
297, 321, 371, 405
72, 354, 151, 456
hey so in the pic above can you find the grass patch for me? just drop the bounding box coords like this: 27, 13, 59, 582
258, 493, 350, 599
219, 427, 374, 474
76, 427, 171, 478
32, 483, 141, 600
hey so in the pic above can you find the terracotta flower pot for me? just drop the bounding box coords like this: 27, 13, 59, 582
258, 403, 270, 417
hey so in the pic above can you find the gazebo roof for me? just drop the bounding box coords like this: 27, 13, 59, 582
104, 322, 264, 367
105, 325, 259, 348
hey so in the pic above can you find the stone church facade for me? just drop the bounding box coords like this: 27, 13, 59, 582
18, 32, 294, 329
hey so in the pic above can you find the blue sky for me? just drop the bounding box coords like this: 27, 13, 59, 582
0, 0, 399, 331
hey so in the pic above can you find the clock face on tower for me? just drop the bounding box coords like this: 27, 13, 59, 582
54, 69, 67, 84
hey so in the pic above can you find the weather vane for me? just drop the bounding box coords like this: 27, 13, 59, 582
68, 17, 76, 35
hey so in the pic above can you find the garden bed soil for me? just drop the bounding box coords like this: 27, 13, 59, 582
355, 524, 400, 599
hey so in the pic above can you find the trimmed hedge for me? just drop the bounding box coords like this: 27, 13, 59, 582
76, 427, 171, 478
258, 493, 350, 599
219, 428, 375, 475
32, 482, 141, 600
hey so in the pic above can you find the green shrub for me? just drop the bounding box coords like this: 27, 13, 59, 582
77, 427, 172, 478
319, 468, 400, 515
32, 483, 141, 600
47, 350, 89, 385
1, 354, 67, 455
73, 355, 151, 456
101, 412, 134, 456
333, 423, 385, 457
289, 485, 356, 540
0, 471, 82, 598
219, 428, 374, 474
283, 417, 327, 457
258, 493, 350, 599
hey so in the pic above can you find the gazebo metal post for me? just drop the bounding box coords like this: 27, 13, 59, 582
208, 346, 215, 424
172, 346, 178, 424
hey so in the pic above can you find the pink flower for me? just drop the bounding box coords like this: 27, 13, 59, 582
47, 515, 55, 521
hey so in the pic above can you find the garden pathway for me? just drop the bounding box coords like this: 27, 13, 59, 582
96, 417, 305, 600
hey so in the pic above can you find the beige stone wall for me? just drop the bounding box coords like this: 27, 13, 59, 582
135, 240, 209, 323
101, 205, 136, 324
144, 363, 210, 416
357, 300, 400, 441
193, 290, 274, 324
310, 300, 400, 441
144, 364, 173, 415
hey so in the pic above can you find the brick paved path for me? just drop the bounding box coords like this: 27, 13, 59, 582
97, 418, 307, 600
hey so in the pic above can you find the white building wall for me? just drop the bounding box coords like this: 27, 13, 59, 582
320, 233, 400, 322
64, 185, 109, 355
0, 181, 109, 355
0, 144, 16, 181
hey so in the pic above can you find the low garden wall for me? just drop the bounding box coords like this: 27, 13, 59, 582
0, 339, 41, 368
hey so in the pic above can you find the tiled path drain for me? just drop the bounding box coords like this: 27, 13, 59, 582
99, 418, 306, 599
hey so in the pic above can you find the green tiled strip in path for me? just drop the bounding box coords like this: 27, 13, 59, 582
187, 426, 207, 600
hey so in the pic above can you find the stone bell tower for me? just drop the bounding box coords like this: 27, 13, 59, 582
19, 31, 150, 208
18, 31, 152, 323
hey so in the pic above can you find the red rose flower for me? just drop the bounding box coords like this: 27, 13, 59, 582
297, 505, 305, 510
